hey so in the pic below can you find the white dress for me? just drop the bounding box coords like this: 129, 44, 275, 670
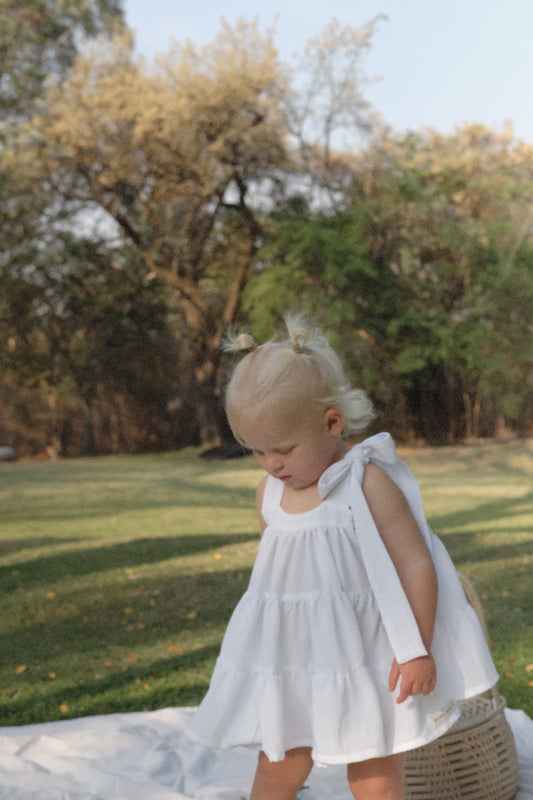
185, 433, 498, 766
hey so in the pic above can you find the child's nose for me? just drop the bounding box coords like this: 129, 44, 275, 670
266, 453, 283, 473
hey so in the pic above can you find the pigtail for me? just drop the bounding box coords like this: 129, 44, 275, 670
284, 312, 311, 353
222, 331, 258, 354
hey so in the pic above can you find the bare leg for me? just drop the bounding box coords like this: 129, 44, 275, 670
250, 747, 314, 800
347, 753, 405, 800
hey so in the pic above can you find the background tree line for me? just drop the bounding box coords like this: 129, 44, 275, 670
1, 1, 532, 456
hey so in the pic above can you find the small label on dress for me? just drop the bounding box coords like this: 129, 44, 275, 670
430, 700, 457, 728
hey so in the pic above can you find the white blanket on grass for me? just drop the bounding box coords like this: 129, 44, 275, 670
0, 707, 531, 799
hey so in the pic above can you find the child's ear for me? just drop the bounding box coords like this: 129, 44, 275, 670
324, 408, 344, 435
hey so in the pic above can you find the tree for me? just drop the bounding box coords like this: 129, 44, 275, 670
2, 13, 388, 452
15, 20, 291, 446
352, 125, 533, 440
0, 0, 127, 454
244, 125, 533, 442
286, 14, 386, 189
0, 231, 179, 456
0, 0, 124, 118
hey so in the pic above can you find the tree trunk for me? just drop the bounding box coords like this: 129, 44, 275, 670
81, 394, 98, 456
193, 356, 234, 448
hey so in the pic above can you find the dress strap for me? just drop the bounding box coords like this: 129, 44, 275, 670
261, 474, 284, 521
318, 432, 429, 664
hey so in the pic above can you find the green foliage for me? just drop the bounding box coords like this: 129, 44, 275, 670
0, 0, 131, 455
244, 198, 378, 340
0, 234, 180, 456
246, 128, 533, 442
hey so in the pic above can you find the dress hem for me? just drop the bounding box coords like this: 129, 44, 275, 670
185, 702, 463, 768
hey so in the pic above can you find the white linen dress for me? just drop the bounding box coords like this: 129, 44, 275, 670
185, 433, 498, 766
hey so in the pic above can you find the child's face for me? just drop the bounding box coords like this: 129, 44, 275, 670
235, 404, 346, 491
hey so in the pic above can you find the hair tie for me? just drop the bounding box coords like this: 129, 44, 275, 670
293, 339, 305, 354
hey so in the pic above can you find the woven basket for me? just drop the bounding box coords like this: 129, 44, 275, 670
404, 574, 519, 800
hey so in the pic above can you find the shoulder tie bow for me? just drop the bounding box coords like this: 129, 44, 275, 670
318, 432, 429, 664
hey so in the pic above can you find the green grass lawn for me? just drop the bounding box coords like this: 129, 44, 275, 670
1, 438, 532, 726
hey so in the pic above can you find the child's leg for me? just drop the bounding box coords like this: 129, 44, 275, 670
250, 747, 313, 800
347, 753, 405, 800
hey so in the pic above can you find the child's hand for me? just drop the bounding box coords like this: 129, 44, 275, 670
389, 655, 437, 704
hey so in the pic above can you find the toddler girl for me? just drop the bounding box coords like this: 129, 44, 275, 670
186, 315, 498, 800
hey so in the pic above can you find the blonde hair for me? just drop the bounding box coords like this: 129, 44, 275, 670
224, 314, 374, 439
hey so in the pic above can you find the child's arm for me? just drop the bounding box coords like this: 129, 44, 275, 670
362, 462, 438, 704
255, 475, 268, 536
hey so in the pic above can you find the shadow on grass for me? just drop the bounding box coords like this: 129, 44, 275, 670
0, 537, 80, 557
3, 644, 221, 725
427, 491, 533, 535
436, 530, 533, 566
0, 567, 252, 667
0, 533, 258, 591
1, 563, 254, 724
4, 477, 256, 524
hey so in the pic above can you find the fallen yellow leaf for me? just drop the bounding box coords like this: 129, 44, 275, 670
49, 672, 56, 680
185, 611, 197, 620
15, 664, 27, 674
525, 664, 533, 672
167, 645, 182, 654
46, 591, 56, 599
213, 552, 222, 560
60, 704, 70, 713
